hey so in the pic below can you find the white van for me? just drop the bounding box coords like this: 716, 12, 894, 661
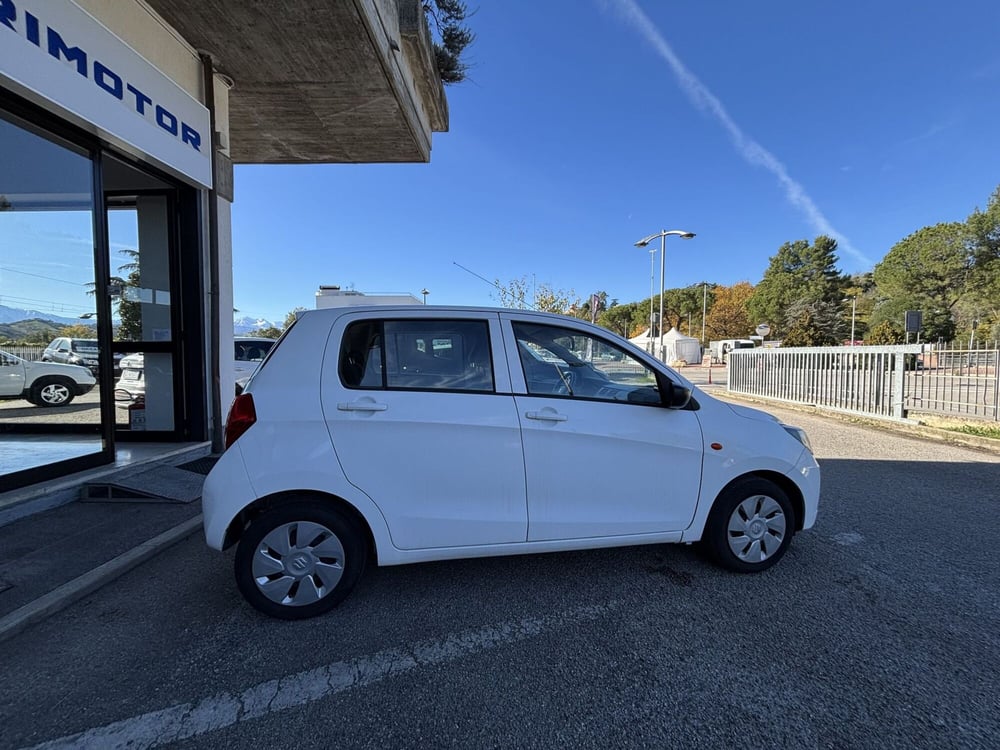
203, 307, 820, 619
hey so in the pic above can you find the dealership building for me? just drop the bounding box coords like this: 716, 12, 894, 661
0, 0, 448, 493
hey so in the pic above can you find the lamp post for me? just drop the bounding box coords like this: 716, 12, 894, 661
701, 282, 708, 346
842, 296, 857, 345
421, 288, 429, 305
635, 230, 696, 360
645, 246, 656, 353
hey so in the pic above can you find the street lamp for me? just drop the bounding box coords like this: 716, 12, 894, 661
842, 296, 857, 345
421, 288, 429, 305
635, 229, 696, 360
647, 246, 656, 353
701, 282, 709, 346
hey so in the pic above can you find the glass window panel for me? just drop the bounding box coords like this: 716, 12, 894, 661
512, 322, 662, 404
0, 110, 104, 477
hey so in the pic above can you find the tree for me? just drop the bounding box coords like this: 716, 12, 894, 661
705, 282, 754, 339
248, 326, 282, 338
573, 291, 609, 322
493, 276, 577, 314
965, 184, 1000, 324
781, 300, 842, 346
423, 0, 475, 84
57, 324, 98, 338
747, 236, 849, 337
90, 249, 142, 341
866, 320, 904, 345
871, 223, 970, 342
598, 302, 640, 338
283, 307, 309, 330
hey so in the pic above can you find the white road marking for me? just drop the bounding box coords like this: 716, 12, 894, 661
27, 602, 617, 750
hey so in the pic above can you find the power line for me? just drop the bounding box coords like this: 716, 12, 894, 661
452, 261, 531, 309
0, 266, 89, 286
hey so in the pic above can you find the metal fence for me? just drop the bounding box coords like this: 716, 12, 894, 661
728, 344, 1000, 422
906, 347, 999, 420
0, 344, 45, 361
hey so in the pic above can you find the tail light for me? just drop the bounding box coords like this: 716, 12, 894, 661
225, 393, 257, 449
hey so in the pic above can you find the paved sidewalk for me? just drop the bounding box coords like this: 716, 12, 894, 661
0, 455, 213, 643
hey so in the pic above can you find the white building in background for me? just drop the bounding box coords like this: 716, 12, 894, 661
316, 286, 421, 309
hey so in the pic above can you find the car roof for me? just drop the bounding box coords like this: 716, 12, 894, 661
297, 305, 595, 322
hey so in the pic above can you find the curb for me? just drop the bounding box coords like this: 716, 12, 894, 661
0, 514, 203, 645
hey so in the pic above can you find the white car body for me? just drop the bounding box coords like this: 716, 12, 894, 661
0, 349, 97, 406
203, 307, 820, 572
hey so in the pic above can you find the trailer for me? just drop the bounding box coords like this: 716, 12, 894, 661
708, 338, 756, 363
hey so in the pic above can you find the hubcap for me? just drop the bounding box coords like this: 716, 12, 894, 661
252, 521, 345, 606
727, 495, 786, 564
41, 384, 70, 404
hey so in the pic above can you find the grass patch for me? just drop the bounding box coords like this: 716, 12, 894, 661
943, 424, 1000, 440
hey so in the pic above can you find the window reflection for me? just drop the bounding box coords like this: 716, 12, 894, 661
0, 110, 104, 477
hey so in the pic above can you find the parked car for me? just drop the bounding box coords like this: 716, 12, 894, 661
113, 338, 278, 401
114, 352, 145, 401
41, 337, 123, 375
0, 349, 96, 406
234, 337, 277, 381
205, 307, 821, 620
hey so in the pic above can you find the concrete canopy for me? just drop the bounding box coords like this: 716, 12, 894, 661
145, 0, 449, 164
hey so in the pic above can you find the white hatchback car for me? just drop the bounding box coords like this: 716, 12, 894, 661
204, 307, 820, 619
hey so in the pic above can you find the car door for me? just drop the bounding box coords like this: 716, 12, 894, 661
502, 315, 704, 541
321, 311, 527, 550
0, 352, 26, 396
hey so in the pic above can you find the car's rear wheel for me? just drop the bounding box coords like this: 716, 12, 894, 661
30, 378, 75, 407
234, 501, 367, 620
704, 478, 794, 573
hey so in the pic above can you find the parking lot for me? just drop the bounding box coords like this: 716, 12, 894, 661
1, 401, 999, 749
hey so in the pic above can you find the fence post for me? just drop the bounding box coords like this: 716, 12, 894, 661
891, 349, 906, 419
994, 347, 999, 422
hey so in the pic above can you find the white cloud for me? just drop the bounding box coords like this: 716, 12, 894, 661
606, 0, 872, 267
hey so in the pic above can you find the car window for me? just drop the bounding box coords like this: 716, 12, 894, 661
512, 322, 663, 405
235, 340, 275, 362
340, 319, 494, 392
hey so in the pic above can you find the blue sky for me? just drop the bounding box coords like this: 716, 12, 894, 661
230, 0, 1000, 323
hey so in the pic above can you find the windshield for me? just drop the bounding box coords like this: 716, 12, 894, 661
71, 340, 99, 352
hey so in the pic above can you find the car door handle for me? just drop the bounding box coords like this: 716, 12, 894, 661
525, 410, 568, 422
337, 401, 388, 412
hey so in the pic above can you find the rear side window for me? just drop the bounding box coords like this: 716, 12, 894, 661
340, 319, 494, 392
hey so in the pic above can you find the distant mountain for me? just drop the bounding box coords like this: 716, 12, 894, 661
0, 304, 82, 327
0, 319, 72, 342
234, 316, 279, 335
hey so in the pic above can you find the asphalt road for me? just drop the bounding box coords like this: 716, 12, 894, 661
2, 402, 999, 749
0, 389, 123, 427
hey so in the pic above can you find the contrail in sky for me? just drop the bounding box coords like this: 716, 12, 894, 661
608, 0, 871, 267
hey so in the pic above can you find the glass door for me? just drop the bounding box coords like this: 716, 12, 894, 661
103, 155, 182, 438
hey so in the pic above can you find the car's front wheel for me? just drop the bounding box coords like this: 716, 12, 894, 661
704, 478, 794, 573
30, 378, 75, 407
234, 501, 367, 620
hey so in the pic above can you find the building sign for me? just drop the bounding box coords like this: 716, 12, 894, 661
0, 0, 212, 188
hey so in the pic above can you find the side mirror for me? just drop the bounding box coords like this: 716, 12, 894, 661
656, 376, 692, 409
669, 385, 693, 409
